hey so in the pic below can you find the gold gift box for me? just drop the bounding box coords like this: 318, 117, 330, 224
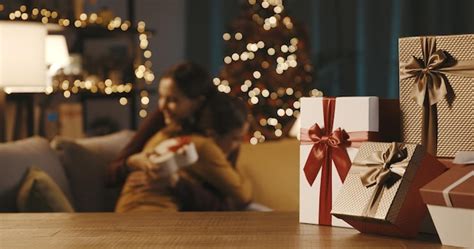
331, 142, 446, 238
399, 34, 474, 157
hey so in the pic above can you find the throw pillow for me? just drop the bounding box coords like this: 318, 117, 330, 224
17, 167, 74, 212
0, 137, 73, 212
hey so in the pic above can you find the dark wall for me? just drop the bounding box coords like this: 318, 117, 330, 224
186, 0, 474, 98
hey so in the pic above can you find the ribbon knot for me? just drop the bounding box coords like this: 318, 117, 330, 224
353, 142, 409, 217
399, 37, 474, 155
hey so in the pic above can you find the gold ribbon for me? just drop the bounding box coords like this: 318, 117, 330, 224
399, 37, 474, 155
353, 143, 409, 217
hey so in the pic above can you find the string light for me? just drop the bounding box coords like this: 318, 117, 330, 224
5, 4, 156, 118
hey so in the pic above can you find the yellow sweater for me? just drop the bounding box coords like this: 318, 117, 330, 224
115, 132, 252, 212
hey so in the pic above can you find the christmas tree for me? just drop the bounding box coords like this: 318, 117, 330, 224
215, 0, 318, 144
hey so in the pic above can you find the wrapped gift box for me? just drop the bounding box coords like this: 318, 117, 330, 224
331, 142, 447, 237
420, 157, 473, 248
299, 97, 399, 227
399, 34, 474, 157
148, 137, 198, 174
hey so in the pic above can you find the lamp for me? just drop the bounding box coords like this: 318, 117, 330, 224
0, 21, 47, 141
46, 35, 70, 92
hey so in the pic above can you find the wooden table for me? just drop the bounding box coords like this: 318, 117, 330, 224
0, 211, 457, 248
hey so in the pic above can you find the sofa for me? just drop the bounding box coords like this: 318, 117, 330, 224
0, 131, 299, 212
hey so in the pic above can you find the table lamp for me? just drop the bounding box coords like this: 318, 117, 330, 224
46, 35, 70, 92
0, 21, 47, 141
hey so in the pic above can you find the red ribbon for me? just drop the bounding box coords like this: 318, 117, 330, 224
168, 136, 192, 153
300, 98, 377, 225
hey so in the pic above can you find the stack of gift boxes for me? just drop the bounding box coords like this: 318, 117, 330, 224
299, 34, 473, 248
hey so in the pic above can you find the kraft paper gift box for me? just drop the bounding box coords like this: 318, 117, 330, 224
399, 34, 474, 157
331, 142, 447, 238
299, 97, 399, 227
420, 153, 474, 248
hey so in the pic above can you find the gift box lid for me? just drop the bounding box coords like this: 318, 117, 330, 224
420, 165, 474, 209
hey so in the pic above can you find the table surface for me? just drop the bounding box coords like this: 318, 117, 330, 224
0, 211, 457, 249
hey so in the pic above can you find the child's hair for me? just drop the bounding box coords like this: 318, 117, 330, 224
198, 92, 249, 136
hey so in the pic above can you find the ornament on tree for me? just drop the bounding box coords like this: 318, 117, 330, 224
216, 0, 320, 144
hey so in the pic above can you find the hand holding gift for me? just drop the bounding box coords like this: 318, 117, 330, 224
147, 136, 199, 178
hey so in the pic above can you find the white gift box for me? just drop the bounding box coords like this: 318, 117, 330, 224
420, 157, 474, 248
149, 137, 199, 175
299, 97, 380, 227
427, 205, 473, 248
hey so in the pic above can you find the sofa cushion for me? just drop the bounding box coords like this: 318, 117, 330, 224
51, 130, 135, 212
17, 167, 74, 212
237, 138, 299, 211
0, 137, 73, 212
75, 130, 136, 163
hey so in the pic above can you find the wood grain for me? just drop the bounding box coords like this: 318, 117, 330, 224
0, 212, 457, 249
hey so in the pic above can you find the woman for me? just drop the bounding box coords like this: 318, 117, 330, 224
106, 62, 214, 187
107, 62, 249, 211
115, 93, 252, 212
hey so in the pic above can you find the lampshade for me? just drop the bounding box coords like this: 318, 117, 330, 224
0, 21, 47, 93
46, 35, 70, 68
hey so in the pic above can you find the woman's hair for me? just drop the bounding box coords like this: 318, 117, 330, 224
199, 92, 249, 136
162, 62, 215, 99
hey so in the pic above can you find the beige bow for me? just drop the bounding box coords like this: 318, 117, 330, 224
353, 143, 409, 217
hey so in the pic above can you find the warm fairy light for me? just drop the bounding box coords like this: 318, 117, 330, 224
247, 52, 255, 59
235, 32, 243, 40
141, 96, 150, 105
144, 50, 152, 58
264, 48, 275, 57
119, 97, 128, 105
286, 88, 294, 95
223, 33, 231, 41
250, 97, 259, 104
285, 108, 293, 116
232, 53, 239, 61
277, 109, 285, 116
274, 6, 282, 13
250, 137, 258, 145
262, 89, 269, 97
248, 0, 257, 5
224, 56, 232, 64
261, 1, 270, 8
275, 129, 283, 137
213, 78, 221, 86
139, 109, 148, 118
293, 101, 300, 109
253, 71, 261, 79
240, 52, 249, 61
63, 91, 71, 98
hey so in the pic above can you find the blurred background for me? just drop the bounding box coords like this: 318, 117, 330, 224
0, 0, 473, 141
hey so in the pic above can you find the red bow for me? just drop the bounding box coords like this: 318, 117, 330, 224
303, 124, 351, 186
300, 98, 352, 225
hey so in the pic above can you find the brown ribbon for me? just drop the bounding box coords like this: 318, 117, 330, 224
399, 37, 474, 155
353, 142, 409, 217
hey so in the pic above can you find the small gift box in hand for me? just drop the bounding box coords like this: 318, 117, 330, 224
148, 136, 199, 176
331, 142, 447, 238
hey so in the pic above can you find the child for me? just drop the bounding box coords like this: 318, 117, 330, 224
115, 93, 252, 212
